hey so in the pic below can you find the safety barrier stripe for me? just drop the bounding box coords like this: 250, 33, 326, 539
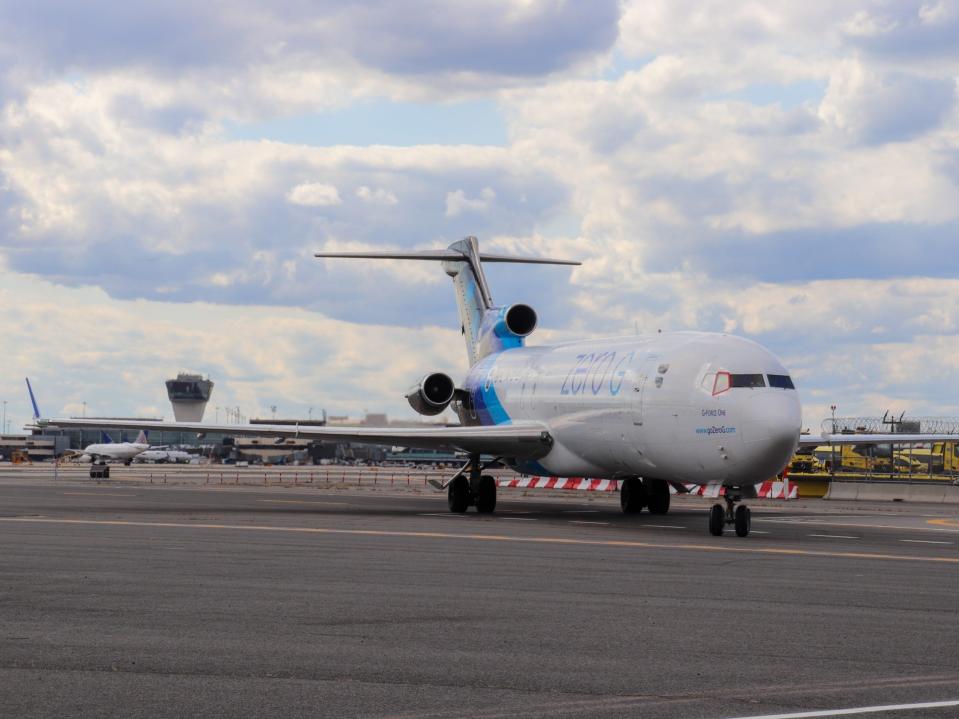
498, 477, 799, 499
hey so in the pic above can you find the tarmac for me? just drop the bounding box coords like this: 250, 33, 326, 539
1, 467, 959, 718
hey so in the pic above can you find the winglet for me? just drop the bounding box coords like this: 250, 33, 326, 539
25, 378, 42, 420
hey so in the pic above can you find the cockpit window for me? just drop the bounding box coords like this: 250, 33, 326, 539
729, 373, 766, 388
768, 374, 795, 389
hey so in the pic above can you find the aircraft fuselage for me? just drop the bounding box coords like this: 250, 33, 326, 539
455, 331, 801, 485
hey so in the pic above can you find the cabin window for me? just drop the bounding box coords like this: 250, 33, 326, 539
729, 373, 766, 388
768, 374, 795, 389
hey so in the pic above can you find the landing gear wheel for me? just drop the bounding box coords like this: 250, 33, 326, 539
620, 478, 647, 514
708, 504, 724, 536
646, 479, 670, 515
447, 475, 470, 513
475, 474, 497, 514
734, 505, 751, 537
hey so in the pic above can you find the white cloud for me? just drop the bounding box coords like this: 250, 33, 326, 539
445, 187, 496, 216
286, 182, 342, 207
356, 186, 398, 205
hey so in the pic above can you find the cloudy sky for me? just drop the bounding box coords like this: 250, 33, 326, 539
2, 0, 959, 432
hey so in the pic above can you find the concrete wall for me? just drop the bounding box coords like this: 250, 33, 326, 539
826, 480, 959, 503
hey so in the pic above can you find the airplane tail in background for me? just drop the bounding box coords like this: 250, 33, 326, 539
315, 236, 579, 365
25, 377, 42, 420
135, 430, 148, 445
100, 431, 113, 444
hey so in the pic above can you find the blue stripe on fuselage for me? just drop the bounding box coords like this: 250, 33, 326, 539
467, 353, 512, 426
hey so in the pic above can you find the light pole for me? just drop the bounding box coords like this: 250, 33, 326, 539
308, 407, 313, 422
215, 406, 220, 423
830, 404, 837, 479
82, 401, 87, 418
2, 400, 6, 436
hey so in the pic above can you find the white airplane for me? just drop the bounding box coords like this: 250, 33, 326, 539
46, 237, 959, 536
26, 378, 150, 464
135, 448, 192, 464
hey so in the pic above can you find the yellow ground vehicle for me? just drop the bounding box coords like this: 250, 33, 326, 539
898, 442, 959, 475
785, 448, 825, 474
813, 444, 893, 473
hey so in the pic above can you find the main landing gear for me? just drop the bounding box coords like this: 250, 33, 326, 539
620, 478, 670, 515
709, 489, 751, 537
447, 454, 497, 514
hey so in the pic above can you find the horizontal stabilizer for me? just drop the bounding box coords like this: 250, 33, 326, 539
315, 249, 580, 266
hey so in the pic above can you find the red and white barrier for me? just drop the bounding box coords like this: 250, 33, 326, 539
498, 476, 798, 499
496, 476, 619, 491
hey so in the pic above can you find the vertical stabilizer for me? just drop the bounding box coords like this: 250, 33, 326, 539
25, 378, 41, 420
135, 430, 148, 445
441, 237, 493, 365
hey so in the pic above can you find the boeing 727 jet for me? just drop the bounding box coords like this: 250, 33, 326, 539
47, 237, 958, 536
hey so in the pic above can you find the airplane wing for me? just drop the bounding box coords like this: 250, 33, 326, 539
45, 418, 553, 459
799, 433, 959, 447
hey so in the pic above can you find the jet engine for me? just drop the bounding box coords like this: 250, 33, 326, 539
406, 372, 456, 416
499, 303, 537, 338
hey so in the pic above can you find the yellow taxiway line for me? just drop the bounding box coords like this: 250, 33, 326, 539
2, 516, 959, 564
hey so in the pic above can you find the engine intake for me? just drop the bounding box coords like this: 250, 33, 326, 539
502, 303, 537, 337
406, 372, 456, 416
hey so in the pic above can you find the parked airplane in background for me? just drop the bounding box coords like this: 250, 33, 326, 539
135, 448, 192, 464
45, 238, 958, 536
26, 378, 150, 464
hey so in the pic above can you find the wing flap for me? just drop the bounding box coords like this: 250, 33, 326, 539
46, 418, 552, 459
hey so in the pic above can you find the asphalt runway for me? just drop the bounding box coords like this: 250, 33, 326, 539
1, 473, 959, 718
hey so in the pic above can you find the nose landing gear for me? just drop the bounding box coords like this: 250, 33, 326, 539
708, 489, 751, 537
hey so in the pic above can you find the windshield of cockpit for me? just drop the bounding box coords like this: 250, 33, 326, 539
703, 372, 795, 395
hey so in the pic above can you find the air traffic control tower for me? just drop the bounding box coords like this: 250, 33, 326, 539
165, 372, 214, 422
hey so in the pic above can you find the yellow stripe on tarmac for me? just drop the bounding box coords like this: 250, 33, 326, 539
928, 518, 959, 528
61, 492, 137, 497
3, 517, 959, 564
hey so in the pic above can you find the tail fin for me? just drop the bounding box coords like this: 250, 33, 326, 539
315, 236, 579, 364
100, 431, 113, 444
135, 430, 148, 445
25, 378, 42, 420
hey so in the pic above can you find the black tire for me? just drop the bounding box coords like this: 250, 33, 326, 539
646, 478, 670, 515
447, 475, 470, 513
620, 478, 647, 514
475, 475, 497, 514
709, 504, 724, 536
734, 505, 751, 537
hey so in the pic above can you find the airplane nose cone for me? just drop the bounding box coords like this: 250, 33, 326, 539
737, 392, 802, 482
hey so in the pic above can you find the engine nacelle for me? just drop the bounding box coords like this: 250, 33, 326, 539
497, 303, 538, 338
406, 372, 456, 416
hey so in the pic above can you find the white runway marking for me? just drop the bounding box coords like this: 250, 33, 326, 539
900, 539, 952, 545
498, 517, 538, 521
809, 534, 859, 540
725, 698, 959, 718
569, 520, 609, 526
645, 524, 685, 529
750, 530, 770, 535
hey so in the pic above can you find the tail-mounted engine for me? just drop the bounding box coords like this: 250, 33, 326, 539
473, 303, 538, 358
406, 372, 456, 416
